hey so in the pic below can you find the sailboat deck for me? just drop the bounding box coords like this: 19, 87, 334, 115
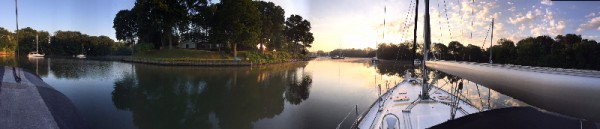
356, 81, 478, 129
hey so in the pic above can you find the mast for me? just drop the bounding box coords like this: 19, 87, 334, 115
36, 34, 38, 53
411, 0, 419, 77
489, 18, 494, 64
421, 0, 431, 99
380, 0, 386, 59
15, 0, 19, 56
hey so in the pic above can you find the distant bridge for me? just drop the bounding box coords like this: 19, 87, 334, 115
427, 61, 600, 122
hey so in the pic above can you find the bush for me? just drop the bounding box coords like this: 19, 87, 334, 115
114, 47, 132, 56
245, 51, 297, 63
133, 43, 154, 54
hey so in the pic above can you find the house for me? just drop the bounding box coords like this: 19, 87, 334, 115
178, 40, 224, 51
178, 40, 197, 49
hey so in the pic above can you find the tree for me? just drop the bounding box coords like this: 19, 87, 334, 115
432, 43, 448, 60
448, 41, 464, 60
113, 10, 138, 45
0, 27, 17, 53
183, 0, 211, 46
285, 15, 314, 54
255, 1, 285, 52
463, 44, 483, 62
210, 0, 262, 57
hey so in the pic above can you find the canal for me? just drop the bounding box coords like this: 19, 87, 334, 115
0, 57, 526, 129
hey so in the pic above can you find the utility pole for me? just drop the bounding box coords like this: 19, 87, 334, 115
489, 18, 494, 64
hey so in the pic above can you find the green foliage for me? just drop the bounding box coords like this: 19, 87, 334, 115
244, 51, 295, 63
133, 49, 228, 61
49, 30, 128, 56
0, 27, 17, 54
256, 1, 285, 51
372, 34, 600, 70
113, 10, 137, 44
285, 15, 314, 54
133, 43, 154, 54
210, 0, 262, 57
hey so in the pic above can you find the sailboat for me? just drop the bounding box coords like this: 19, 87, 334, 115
352, 0, 478, 128
76, 43, 86, 59
28, 34, 45, 58
332, 41, 345, 59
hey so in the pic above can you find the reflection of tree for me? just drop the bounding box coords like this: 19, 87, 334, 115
111, 62, 310, 129
285, 73, 312, 105
48, 58, 112, 79
0, 56, 50, 77
372, 61, 412, 76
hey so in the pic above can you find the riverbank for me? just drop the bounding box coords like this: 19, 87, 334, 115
123, 49, 311, 66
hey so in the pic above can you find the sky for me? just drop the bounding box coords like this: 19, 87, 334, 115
1, 0, 599, 52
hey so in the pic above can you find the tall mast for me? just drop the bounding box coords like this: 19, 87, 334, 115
412, 0, 419, 77
421, 0, 431, 99
489, 18, 494, 64
15, 0, 19, 56
380, 0, 386, 58
36, 34, 39, 53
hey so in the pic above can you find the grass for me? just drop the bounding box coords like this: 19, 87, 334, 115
132, 49, 307, 63
133, 49, 231, 61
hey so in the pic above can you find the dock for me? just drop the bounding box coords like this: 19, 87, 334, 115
0, 66, 86, 129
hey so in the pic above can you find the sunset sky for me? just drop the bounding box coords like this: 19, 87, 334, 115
1, 0, 599, 52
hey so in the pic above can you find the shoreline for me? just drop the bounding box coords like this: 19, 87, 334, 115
122, 57, 312, 66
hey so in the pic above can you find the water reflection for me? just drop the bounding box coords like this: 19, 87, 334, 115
112, 62, 312, 129
0, 57, 530, 129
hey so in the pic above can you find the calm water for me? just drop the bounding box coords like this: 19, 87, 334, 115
1, 57, 526, 129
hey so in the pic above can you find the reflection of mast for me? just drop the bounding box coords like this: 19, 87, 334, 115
421, 0, 432, 99
411, 0, 419, 78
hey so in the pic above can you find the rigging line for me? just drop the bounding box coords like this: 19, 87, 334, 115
436, 0, 444, 44
401, 0, 415, 43
475, 83, 484, 111
470, 0, 474, 39
481, 21, 492, 48
442, 0, 453, 41
383, 0, 386, 43
396, 0, 415, 61
457, 0, 464, 40
487, 87, 491, 109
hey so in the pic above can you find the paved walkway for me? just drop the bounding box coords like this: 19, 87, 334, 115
0, 66, 85, 129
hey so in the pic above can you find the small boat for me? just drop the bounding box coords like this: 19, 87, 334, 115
331, 55, 345, 59
413, 59, 421, 65
76, 54, 86, 59
27, 52, 44, 58
371, 57, 379, 62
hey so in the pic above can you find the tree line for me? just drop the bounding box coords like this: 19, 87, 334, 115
370, 34, 600, 70
113, 0, 314, 56
0, 27, 130, 56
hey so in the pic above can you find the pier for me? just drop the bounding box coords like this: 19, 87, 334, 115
0, 66, 86, 129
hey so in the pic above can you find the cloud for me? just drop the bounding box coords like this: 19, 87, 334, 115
507, 2, 514, 5
508, 6, 516, 12
583, 35, 599, 41
585, 12, 597, 18
508, 11, 536, 25
541, 0, 552, 5
576, 16, 600, 33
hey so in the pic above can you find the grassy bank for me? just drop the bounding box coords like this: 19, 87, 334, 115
126, 49, 309, 66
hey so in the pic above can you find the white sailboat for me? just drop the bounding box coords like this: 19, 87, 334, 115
76, 43, 86, 59
352, 0, 478, 128
28, 34, 45, 58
